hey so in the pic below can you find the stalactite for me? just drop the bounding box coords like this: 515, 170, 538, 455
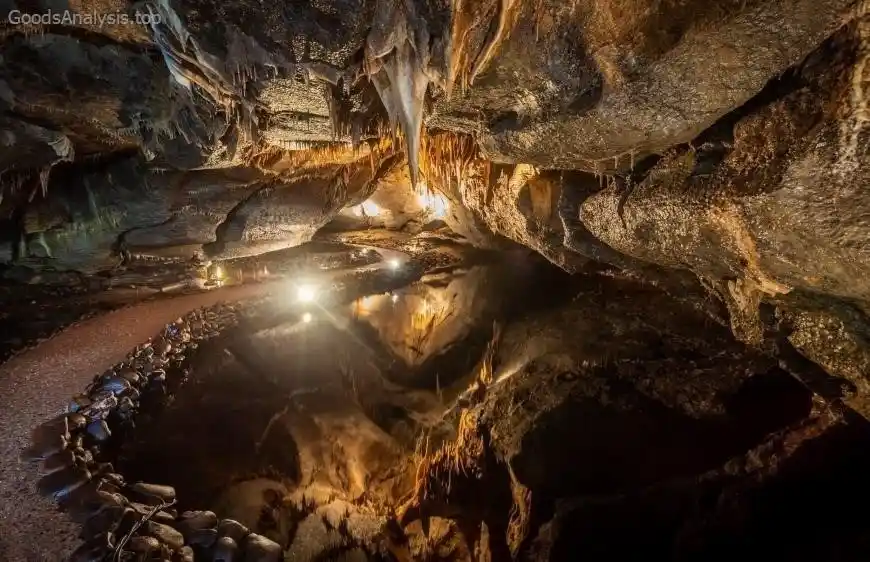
152, 0, 191, 49
37, 167, 51, 198
226, 26, 294, 90
469, 0, 521, 85
27, 125, 74, 164
838, 1, 870, 174
0, 171, 28, 207
365, 0, 431, 189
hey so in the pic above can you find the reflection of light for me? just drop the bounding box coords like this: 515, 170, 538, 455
350, 200, 381, 217
213, 265, 224, 279
353, 294, 384, 317
302, 312, 312, 323
263, 267, 269, 276
361, 200, 380, 215
391, 294, 399, 303
388, 259, 401, 270
355, 296, 372, 314
297, 284, 317, 302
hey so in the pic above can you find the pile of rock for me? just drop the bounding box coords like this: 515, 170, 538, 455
22, 302, 283, 561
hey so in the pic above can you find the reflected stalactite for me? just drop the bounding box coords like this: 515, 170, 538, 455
351, 283, 467, 366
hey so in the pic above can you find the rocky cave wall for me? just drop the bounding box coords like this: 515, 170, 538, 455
1, 0, 869, 398
7, 1, 870, 560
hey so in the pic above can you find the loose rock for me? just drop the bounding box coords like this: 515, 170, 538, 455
69, 434, 84, 450
118, 366, 141, 385
131, 482, 176, 503
103, 473, 125, 487
243, 534, 283, 562
100, 376, 131, 395
212, 536, 238, 562
60, 482, 125, 521
177, 546, 195, 562
67, 412, 88, 430
68, 394, 92, 413
86, 420, 111, 441
146, 521, 185, 550
154, 338, 172, 355
177, 510, 219, 536
83, 391, 119, 420
128, 535, 161, 553
217, 519, 250, 542
187, 528, 219, 548
73, 447, 94, 466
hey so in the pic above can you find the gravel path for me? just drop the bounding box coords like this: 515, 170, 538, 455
0, 282, 278, 562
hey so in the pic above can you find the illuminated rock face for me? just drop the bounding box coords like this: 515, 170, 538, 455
0, 0, 858, 264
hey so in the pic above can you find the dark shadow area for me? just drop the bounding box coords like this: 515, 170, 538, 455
546, 417, 870, 562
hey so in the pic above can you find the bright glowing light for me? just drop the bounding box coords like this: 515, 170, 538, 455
417, 189, 450, 219
213, 266, 224, 279
350, 200, 381, 217
302, 312, 312, 323
361, 200, 380, 216
296, 284, 317, 302
354, 295, 373, 315
391, 294, 399, 303
388, 259, 401, 270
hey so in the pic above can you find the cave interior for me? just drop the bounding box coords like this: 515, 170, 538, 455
4, 0, 870, 561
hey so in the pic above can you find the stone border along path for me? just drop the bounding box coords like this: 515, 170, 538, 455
22, 300, 285, 562
0, 279, 296, 562
1, 247, 419, 561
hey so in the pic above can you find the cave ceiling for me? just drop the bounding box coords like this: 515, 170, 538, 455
0, 1, 869, 372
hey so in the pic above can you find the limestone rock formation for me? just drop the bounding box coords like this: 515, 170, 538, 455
6, 0, 870, 560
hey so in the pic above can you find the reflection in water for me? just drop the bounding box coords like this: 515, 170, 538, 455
350, 200, 381, 217
119, 255, 573, 525
350, 267, 495, 367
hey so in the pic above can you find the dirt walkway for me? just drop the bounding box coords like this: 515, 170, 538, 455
0, 281, 282, 562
